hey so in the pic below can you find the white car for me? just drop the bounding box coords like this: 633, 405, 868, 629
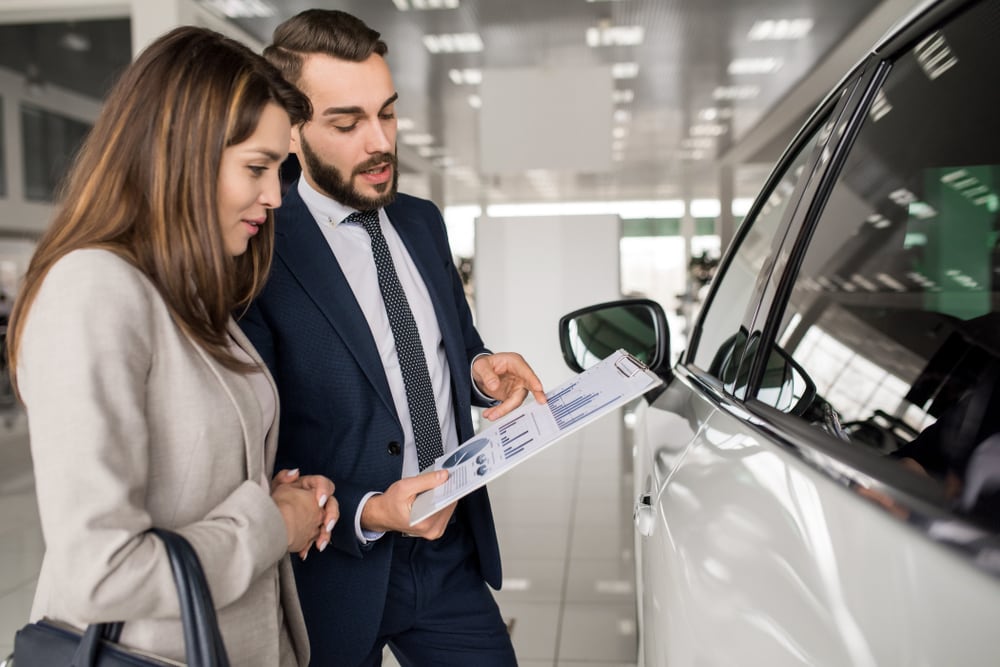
558, 0, 1000, 663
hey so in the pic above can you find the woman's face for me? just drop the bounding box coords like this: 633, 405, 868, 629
217, 102, 291, 256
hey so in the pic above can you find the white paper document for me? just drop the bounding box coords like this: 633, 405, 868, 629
409, 349, 663, 525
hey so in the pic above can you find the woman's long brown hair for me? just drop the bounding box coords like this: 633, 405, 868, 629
6, 26, 310, 392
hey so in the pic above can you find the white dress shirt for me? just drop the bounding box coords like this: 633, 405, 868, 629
298, 178, 465, 541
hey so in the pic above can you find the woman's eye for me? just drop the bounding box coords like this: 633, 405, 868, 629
248, 166, 267, 176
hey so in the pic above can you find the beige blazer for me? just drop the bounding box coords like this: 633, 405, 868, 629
19, 249, 309, 666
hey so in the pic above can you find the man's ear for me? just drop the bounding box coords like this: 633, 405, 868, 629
289, 125, 302, 155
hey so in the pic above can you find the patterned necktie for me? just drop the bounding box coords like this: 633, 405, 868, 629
348, 209, 444, 471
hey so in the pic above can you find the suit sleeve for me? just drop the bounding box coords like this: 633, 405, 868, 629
19, 252, 287, 623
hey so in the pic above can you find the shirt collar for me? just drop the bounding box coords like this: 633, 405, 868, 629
297, 176, 380, 227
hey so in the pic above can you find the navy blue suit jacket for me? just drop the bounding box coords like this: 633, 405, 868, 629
238, 185, 502, 666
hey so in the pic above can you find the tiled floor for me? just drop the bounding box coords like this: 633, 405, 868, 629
0, 404, 638, 666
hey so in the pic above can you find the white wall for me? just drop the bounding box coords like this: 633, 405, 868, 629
474, 214, 622, 388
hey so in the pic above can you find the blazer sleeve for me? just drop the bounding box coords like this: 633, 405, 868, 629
19, 251, 287, 623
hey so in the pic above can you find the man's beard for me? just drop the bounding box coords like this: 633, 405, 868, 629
299, 132, 399, 211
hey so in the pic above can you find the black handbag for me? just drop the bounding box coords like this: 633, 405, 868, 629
4, 528, 230, 666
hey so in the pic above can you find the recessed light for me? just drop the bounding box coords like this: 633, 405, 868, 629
448, 68, 482, 85
612, 127, 627, 139
468, 94, 482, 109
201, 0, 275, 18
690, 123, 726, 137
423, 33, 484, 53
713, 85, 759, 100
397, 117, 416, 131
748, 18, 813, 41
586, 25, 644, 47
393, 0, 459, 9
613, 109, 631, 123
612, 62, 639, 79
728, 57, 782, 75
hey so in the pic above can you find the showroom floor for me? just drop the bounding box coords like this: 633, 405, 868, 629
0, 405, 638, 666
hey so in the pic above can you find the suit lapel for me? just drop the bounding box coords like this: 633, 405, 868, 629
274, 188, 397, 418
385, 200, 468, 404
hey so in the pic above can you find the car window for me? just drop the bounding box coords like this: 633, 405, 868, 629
690, 112, 833, 383
768, 0, 1000, 528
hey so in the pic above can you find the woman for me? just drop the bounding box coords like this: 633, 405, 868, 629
6, 26, 337, 666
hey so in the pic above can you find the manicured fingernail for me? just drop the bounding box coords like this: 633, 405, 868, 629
326, 519, 337, 533
288, 468, 299, 476
318, 539, 329, 552
318, 494, 328, 508
300, 551, 308, 561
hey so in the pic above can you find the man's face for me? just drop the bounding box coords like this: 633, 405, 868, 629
292, 53, 399, 210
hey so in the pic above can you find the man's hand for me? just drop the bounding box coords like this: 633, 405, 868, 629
361, 470, 456, 539
473, 352, 546, 420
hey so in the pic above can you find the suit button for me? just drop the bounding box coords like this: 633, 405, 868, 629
387, 441, 401, 456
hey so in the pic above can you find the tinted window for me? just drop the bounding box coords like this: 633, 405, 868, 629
21, 104, 91, 202
691, 113, 833, 381
771, 1, 1000, 528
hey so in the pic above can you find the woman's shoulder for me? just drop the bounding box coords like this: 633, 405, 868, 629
35, 248, 160, 320
49, 247, 141, 278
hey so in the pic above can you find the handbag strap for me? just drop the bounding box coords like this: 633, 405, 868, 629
70, 528, 231, 667
151, 528, 231, 667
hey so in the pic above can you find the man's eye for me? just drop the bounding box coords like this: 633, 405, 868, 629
379, 112, 395, 121
334, 123, 358, 133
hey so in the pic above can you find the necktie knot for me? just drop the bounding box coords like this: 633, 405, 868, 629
346, 210, 380, 235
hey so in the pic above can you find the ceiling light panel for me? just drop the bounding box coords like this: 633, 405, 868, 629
201, 0, 275, 17
423, 33, 484, 53
713, 85, 759, 100
586, 25, 644, 47
612, 62, 639, 79
728, 57, 782, 75
448, 68, 482, 85
393, 0, 459, 9
748, 18, 814, 41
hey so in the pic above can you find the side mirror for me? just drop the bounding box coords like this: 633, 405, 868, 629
558, 298, 670, 375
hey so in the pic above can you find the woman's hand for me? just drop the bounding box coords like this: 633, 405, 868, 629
271, 469, 338, 558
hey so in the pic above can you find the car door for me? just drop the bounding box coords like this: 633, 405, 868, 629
633, 81, 857, 663
641, 0, 1000, 665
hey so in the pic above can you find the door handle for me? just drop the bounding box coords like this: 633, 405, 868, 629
633, 491, 655, 537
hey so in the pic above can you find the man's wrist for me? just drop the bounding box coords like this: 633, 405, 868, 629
356, 491, 386, 544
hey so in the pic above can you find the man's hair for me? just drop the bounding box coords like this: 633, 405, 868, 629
264, 9, 389, 86
7, 26, 311, 389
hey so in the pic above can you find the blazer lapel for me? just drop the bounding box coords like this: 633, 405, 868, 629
188, 322, 265, 484
385, 201, 469, 401
274, 188, 397, 418
227, 320, 280, 474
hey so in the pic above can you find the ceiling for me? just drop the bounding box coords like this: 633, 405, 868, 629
0, 0, 916, 209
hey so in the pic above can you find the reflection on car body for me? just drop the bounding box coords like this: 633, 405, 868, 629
559, 0, 1000, 664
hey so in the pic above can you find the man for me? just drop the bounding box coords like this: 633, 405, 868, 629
239, 9, 547, 666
